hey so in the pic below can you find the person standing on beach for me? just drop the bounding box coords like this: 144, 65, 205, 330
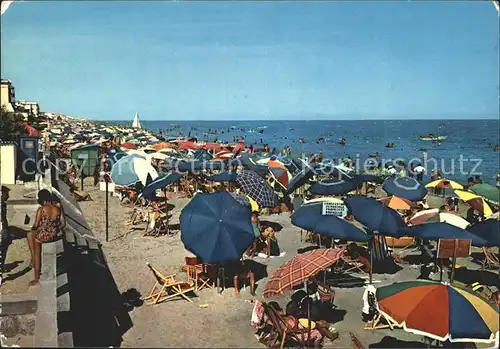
409, 163, 415, 178
0, 186, 11, 286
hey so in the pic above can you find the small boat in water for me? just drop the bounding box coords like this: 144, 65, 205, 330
385, 142, 396, 148
420, 134, 447, 141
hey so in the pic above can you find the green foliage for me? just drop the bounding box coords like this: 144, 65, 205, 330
0, 105, 25, 141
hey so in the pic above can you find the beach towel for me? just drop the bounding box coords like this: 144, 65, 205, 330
250, 300, 264, 327
362, 285, 377, 315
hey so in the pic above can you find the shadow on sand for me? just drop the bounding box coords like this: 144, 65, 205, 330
369, 336, 429, 348
60, 239, 133, 347
452, 267, 500, 288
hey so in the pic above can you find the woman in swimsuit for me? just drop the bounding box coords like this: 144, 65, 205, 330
27, 190, 66, 286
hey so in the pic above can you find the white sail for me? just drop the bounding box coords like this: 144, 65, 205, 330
1, 1, 14, 15
494, 1, 500, 14
132, 112, 142, 129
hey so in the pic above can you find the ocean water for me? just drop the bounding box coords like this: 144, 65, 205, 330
127, 119, 499, 184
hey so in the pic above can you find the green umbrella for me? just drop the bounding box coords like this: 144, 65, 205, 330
469, 184, 500, 205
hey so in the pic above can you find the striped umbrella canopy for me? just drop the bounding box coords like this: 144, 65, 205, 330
425, 179, 464, 190
262, 248, 346, 298
408, 210, 470, 229
236, 170, 278, 208
268, 159, 291, 190
455, 190, 493, 217
376, 280, 499, 343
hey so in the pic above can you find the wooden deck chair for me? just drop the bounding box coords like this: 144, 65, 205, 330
262, 302, 309, 349
335, 254, 369, 274
481, 247, 499, 270
144, 262, 195, 304
364, 312, 396, 330
184, 257, 215, 291
349, 332, 366, 349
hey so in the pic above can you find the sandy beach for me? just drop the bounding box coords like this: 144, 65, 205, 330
75, 178, 494, 348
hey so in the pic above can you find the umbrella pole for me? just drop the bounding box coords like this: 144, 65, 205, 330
164, 188, 169, 235
369, 236, 374, 285
306, 281, 311, 348
450, 239, 458, 284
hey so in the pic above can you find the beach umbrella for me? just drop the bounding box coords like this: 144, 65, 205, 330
467, 219, 500, 247
291, 201, 370, 242
469, 184, 500, 205
313, 163, 352, 179
263, 248, 346, 298
150, 152, 169, 160
110, 154, 159, 187
212, 150, 233, 161
408, 210, 470, 229
378, 196, 414, 211
268, 159, 291, 190
309, 179, 358, 196
344, 196, 406, 237
236, 170, 278, 208
177, 160, 224, 172
398, 223, 488, 246
425, 179, 464, 190
455, 190, 493, 217
151, 142, 173, 150
383, 177, 428, 201
207, 171, 237, 182
375, 280, 499, 343
120, 142, 137, 150
239, 154, 268, 176
285, 164, 315, 195
351, 174, 384, 187
142, 172, 184, 200
194, 149, 213, 161
180, 192, 255, 263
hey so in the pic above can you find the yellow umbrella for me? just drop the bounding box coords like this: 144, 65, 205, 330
425, 179, 463, 190
455, 190, 493, 217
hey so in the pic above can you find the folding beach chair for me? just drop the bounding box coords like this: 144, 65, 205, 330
349, 332, 366, 349
481, 247, 499, 270
144, 262, 195, 304
364, 312, 397, 330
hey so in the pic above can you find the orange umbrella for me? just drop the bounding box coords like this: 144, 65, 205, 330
378, 196, 414, 210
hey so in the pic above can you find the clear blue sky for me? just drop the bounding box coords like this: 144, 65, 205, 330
1, 1, 498, 120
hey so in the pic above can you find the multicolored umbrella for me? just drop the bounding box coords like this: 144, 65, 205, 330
408, 210, 470, 229
236, 170, 278, 208
383, 177, 428, 201
180, 192, 255, 263
376, 280, 499, 343
425, 179, 464, 190
262, 248, 345, 298
454, 190, 493, 217
469, 184, 500, 205
268, 159, 291, 190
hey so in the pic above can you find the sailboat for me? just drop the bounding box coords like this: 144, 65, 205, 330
132, 112, 142, 129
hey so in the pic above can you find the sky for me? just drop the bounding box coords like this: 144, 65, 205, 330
1, 1, 499, 121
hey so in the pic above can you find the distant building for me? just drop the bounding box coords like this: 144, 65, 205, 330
16, 99, 40, 119
0, 79, 16, 112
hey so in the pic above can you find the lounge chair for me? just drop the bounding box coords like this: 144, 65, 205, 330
261, 302, 309, 349
334, 254, 370, 274
144, 262, 195, 304
481, 247, 499, 270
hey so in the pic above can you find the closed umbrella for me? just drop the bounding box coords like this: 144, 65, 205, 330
376, 280, 499, 343
236, 170, 278, 208
180, 192, 255, 263
291, 201, 370, 242
383, 177, 428, 201
309, 179, 358, 196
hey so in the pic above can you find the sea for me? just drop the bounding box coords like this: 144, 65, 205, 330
115, 119, 500, 185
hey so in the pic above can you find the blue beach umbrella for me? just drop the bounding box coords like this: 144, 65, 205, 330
285, 165, 315, 195
383, 177, 428, 201
180, 192, 255, 263
466, 219, 500, 247
207, 171, 237, 182
398, 223, 489, 246
309, 179, 358, 196
291, 201, 370, 242
344, 196, 406, 237
142, 172, 184, 200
